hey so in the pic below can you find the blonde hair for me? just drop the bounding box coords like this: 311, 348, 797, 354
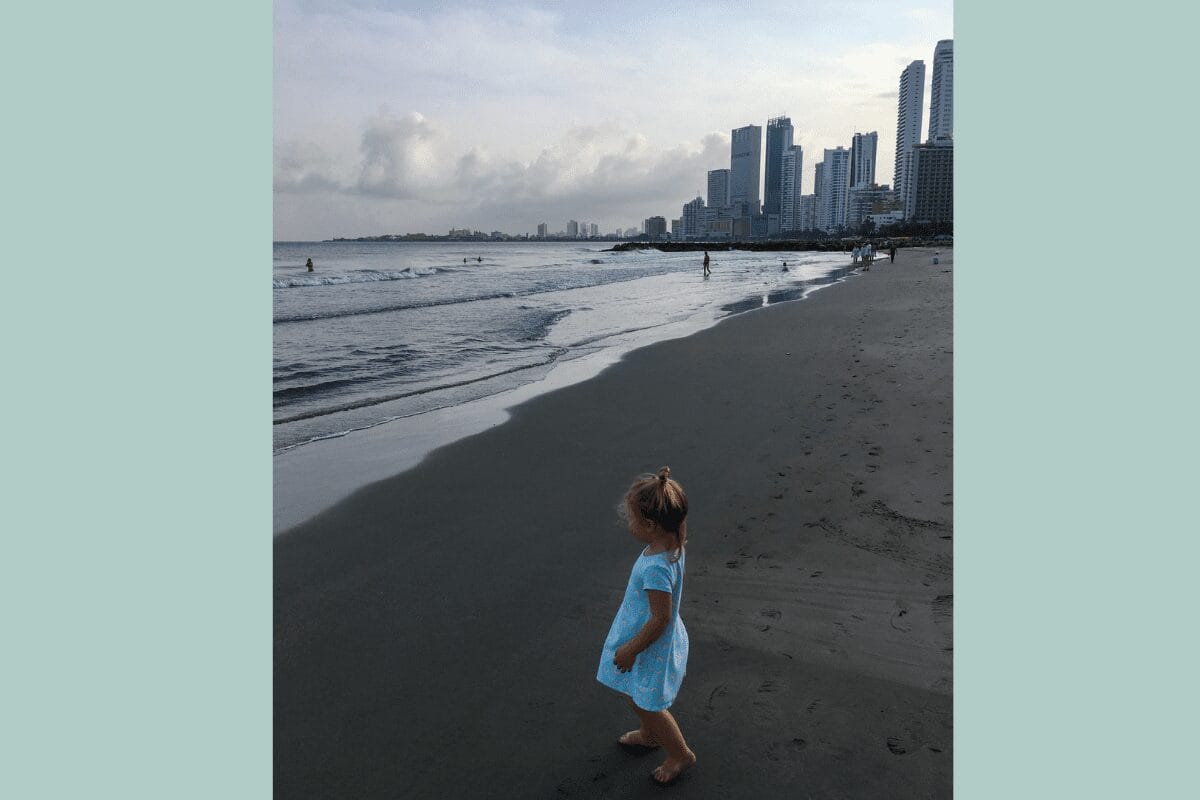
623, 466, 689, 562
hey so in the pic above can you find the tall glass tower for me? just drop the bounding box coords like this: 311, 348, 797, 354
928, 40, 954, 142
763, 116, 794, 217
729, 124, 763, 214
893, 60, 926, 205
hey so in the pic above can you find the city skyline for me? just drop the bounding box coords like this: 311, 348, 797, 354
274, 1, 952, 240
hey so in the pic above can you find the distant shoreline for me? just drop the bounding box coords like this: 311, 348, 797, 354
609, 238, 950, 252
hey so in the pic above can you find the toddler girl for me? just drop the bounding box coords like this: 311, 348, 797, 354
596, 467, 696, 787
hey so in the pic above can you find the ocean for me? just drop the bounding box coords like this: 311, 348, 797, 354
273, 241, 852, 457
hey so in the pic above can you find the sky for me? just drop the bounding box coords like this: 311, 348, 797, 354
274, 0, 953, 240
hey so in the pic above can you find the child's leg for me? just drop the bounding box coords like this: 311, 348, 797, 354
628, 699, 697, 783
619, 696, 658, 747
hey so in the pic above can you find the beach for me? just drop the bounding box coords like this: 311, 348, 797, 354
274, 247, 953, 797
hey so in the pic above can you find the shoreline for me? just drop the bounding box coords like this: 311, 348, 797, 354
273, 262, 856, 533
275, 247, 953, 798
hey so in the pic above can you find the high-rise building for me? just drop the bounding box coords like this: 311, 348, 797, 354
799, 195, 817, 233
905, 140, 953, 223
707, 169, 730, 208
849, 132, 879, 189
780, 145, 804, 233
589, 223, 599, 237
817, 147, 850, 232
644, 216, 667, 237
681, 196, 705, 239
813, 162, 825, 206
929, 40, 953, 142
894, 60, 926, 204
729, 124, 763, 214
566, 220, 579, 237
537, 222, 548, 238
763, 116, 794, 217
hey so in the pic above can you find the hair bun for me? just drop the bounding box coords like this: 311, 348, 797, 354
658, 466, 671, 482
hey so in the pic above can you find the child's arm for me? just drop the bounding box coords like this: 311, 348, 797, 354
613, 590, 672, 672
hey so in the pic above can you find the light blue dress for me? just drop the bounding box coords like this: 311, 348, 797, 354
596, 547, 689, 711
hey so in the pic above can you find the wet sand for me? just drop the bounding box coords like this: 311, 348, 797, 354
275, 246, 953, 798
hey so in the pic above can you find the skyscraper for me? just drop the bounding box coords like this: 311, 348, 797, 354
780, 145, 804, 233
763, 116, 794, 217
817, 147, 849, 232
894, 60, 926, 204
707, 169, 730, 208
536, 222, 548, 238
928, 40, 954, 142
729, 124, 763, 214
681, 196, 705, 239
849, 131, 878, 189
905, 140, 953, 223
566, 220, 579, 237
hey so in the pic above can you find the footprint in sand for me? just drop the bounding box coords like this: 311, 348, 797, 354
760, 607, 781, 619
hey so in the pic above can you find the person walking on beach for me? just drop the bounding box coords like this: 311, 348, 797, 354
702, 250, 710, 277
852, 245, 861, 267
597, 467, 696, 787
306, 257, 314, 272
889, 244, 897, 263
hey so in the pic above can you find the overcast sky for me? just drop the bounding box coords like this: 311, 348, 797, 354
274, 0, 952, 240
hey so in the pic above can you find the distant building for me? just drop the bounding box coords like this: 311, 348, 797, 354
846, 185, 902, 229
623, 227, 639, 238
894, 60, 927, 204
448, 228, 472, 237
780, 145, 804, 233
817, 147, 850, 232
929, 40, 954, 142
681, 196, 705, 239
707, 169, 730, 209
867, 210, 905, 228
849, 132, 878, 190
763, 116, 793, 217
670, 218, 682, 238
799, 194, 818, 233
566, 220, 579, 237
589, 223, 599, 237
706, 218, 734, 239
905, 140, 953, 224
537, 222, 548, 238
644, 216, 667, 237
729, 124, 762, 214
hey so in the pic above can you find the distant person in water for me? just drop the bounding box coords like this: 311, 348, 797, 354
702, 251, 710, 277
464, 258, 468, 263
477, 256, 482, 262
306, 258, 314, 272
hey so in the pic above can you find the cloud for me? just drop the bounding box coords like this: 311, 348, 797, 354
356, 111, 443, 198
276, 109, 731, 234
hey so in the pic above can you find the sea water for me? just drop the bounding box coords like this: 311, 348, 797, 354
273, 241, 850, 456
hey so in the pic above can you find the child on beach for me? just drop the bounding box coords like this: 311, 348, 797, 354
596, 467, 696, 787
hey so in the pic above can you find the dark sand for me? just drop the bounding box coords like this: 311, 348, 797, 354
275, 247, 953, 798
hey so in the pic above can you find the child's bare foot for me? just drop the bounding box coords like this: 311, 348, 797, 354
618, 729, 659, 751
651, 751, 696, 787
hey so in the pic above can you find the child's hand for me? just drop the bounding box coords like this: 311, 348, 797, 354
614, 643, 637, 673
